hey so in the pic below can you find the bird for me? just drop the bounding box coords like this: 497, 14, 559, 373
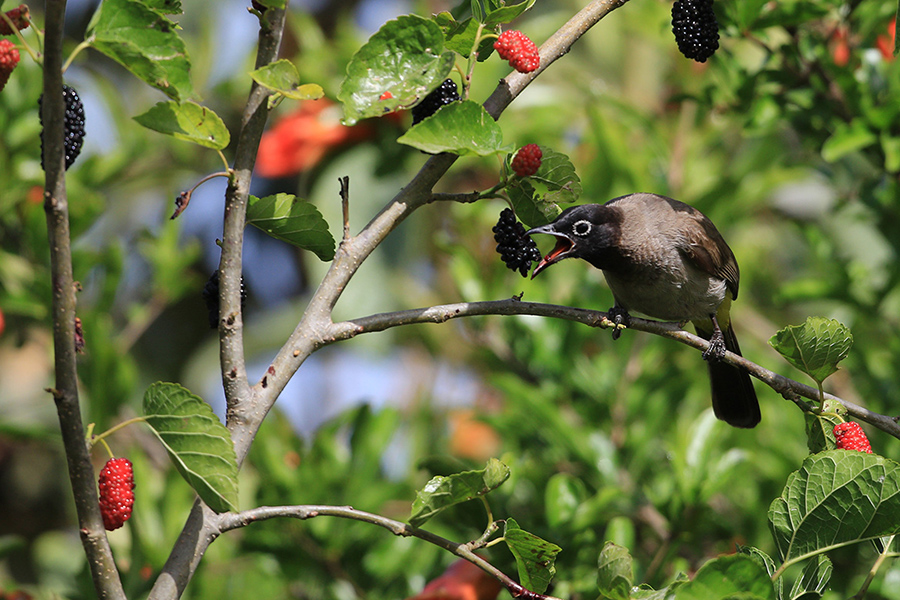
527, 192, 760, 428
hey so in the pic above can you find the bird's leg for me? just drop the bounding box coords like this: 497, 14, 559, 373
702, 314, 727, 362
607, 306, 631, 341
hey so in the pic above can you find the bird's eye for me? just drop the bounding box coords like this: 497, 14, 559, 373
572, 220, 591, 236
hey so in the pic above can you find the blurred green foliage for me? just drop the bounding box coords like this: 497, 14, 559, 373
1, 0, 900, 599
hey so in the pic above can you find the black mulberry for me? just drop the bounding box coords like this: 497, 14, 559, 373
411, 78, 460, 125
39, 84, 85, 170
493, 208, 542, 277
202, 270, 247, 329
672, 0, 719, 63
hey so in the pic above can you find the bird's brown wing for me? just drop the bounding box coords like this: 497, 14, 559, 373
677, 210, 741, 300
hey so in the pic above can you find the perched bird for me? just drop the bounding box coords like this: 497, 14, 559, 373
528, 193, 760, 428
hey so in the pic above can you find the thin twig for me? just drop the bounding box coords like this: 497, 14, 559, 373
321, 299, 900, 440
218, 505, 563, 600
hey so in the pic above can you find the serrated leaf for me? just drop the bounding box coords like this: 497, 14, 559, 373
805, 410, 843, 454
144, 0, 182, 14
133, 101, 230, 149
142, 382, 239, 513
769, 451, 900, 563
246, 194, 335, 261
249, 60, 324, 101
87, 0, 193, 101
673, 555, 776, 600
435, 14, 496, 60
338, 15, 455, 125
409, 458, 510, 527
528, 147, 583, 205
768, 317, 853, 384
737, 546, 782, 600
484, 0, 536, 27
398, 100, 509, 156
597, 542, 633, 600
788, 555, 831, 600
504, 518, 561, 595
507, 179, 562, 229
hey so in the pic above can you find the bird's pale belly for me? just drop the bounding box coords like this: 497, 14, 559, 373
603, 269, 727, 322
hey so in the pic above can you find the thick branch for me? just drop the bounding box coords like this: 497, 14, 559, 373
326, 299, 900, 440
43, 1, 125, 599
258, 0, 631, 438
218, 505, 562, 600
148, 8, 288, 600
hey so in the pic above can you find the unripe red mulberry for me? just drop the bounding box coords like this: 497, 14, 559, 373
833, 422, 873, 454
98, 457, 135, 531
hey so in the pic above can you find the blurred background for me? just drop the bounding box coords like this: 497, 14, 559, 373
1, 0, 899, 598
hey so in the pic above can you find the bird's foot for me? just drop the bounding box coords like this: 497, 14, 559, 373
702, 328, 727, 362
604, 307, 630, 341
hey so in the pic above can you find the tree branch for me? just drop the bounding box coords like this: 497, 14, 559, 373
148, 8, 288, 600
325, 299, 900, 440
218, 505, 563, 600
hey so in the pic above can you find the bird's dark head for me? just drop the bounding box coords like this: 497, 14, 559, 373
527, 203, 618, 278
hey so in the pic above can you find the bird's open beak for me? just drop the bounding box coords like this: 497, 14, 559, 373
527, 224, 575, 279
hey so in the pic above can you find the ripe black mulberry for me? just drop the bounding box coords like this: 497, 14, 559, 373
411, 78, 460, 125
672, 0, 720, 62
493, 208, 542, 277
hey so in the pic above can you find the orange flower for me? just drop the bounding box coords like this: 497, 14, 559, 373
255, 99, 372, 178
830, 26, 850, 66
876, 17, 896, 61
407, 560, 501, 600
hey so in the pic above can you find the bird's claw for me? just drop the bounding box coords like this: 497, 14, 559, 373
702, 329, 727, 362
604, 307, 630, 341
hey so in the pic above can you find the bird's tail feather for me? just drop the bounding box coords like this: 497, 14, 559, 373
695, 321, 760, 428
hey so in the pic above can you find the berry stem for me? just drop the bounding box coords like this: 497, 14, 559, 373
89, 416, 147, 450
464, 21, 488, 99
62, 39, 93, 73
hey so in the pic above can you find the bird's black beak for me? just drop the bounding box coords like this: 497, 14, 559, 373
527, 224, 575, 279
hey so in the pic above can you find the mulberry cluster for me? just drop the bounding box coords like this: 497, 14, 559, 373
511, 144, 542, 177
0, 4, 30, 35
411, 78, 460, 125
833, 422, 873, 454
0, 39, 18, 92
671, 0, 719, 62
98, 458, 135, 531
493, 208, 542, 277
494, 30, 540, 73
39, 84, 85, 170
202, 270, 248, 329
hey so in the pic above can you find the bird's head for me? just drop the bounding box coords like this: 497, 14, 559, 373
527, 204, 616, 278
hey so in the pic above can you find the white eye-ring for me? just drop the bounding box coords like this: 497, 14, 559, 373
572, 220, 591, 236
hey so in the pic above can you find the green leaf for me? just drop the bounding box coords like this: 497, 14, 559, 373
597, 542, 633, 600
249, 60, 324, 101
821, 120, 878, 162
435, 14, 496, 60
142, 382, 239, 513
254, 0, 287, 7
87, 0, 193, 101
673, 555, 776, 600
484, 0, 536, 27
398, 100, 509, 156
133, 101, 230, 150
769, 451, 900, 563
523, 146, 583, 206
507, 179, 563, 229
409, 458, 510, 527
246, 194, 335, 261
768, 317, 853, 384
788, 555, 831, 600
143, 0, 182, 14
504, 518, 562, 595
736, 546, 781, 599
804, 406, 844, 454
545, 472, 586, 529
338, 14, 455, 125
